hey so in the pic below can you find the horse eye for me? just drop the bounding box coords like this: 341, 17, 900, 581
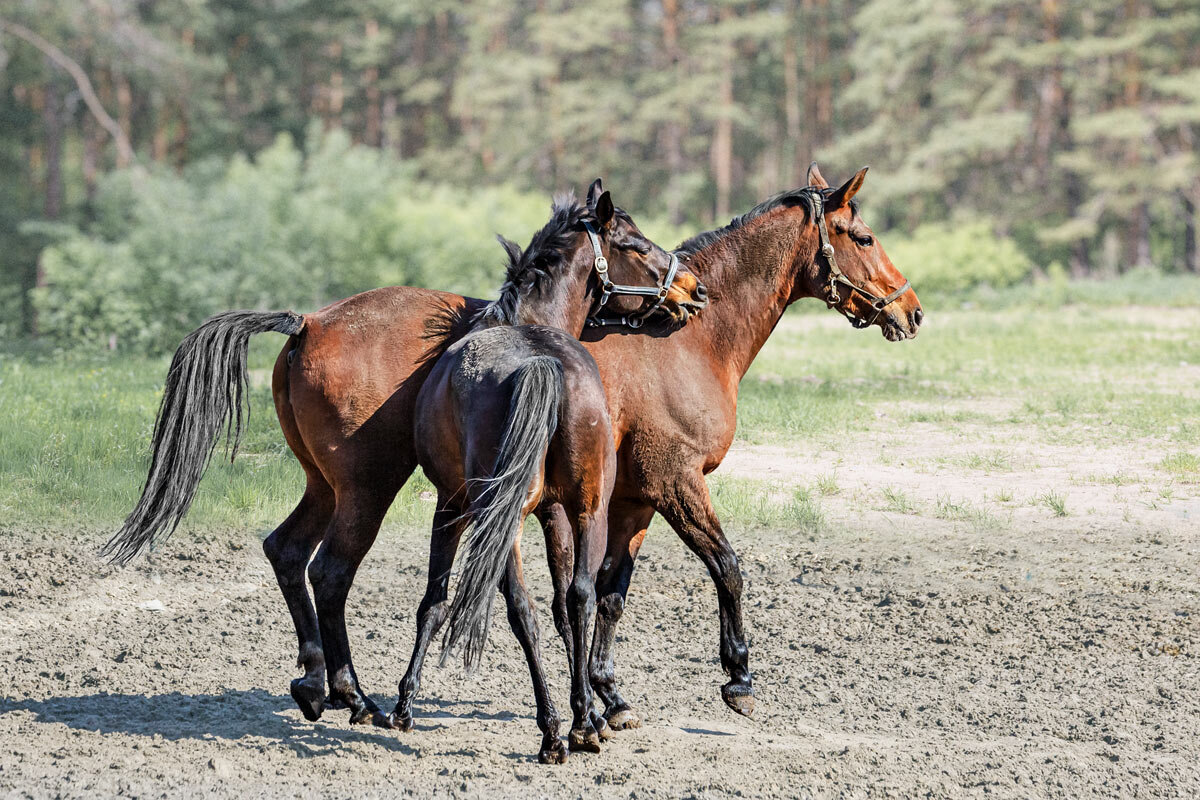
855, 235, 873, 248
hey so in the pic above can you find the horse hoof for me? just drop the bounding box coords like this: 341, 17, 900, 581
590, 712, 613, 741
721, 681, 755, 717
538, 736, 569, 765
606, 708, 641, 730
568, 727, 602, 753
386, 711, 414, 732
350, 708, 393, 728
290, 679, 325, 722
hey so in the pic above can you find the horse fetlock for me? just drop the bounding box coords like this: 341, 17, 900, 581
595, 592, 624, 621
296, 642, 325, 673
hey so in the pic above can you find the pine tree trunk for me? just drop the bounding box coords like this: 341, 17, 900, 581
116, 73, 133, 167
783, 3, 802, 185
662, 0, 685, 224
83, 114, 99, 204
711, 7, 734, 220
42, 74, 63, 221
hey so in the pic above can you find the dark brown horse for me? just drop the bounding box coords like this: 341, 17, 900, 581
106, 164, 920, 740
398, 187, 703, 763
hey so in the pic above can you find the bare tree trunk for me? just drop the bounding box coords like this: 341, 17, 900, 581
711, 7, 734, 220
152, 98, 169, 162
0, 19, 136, 165
783, 3, 803, 185
116, 73, 133, 167
1183, 190, 1198, 273
83, 114, 100, 203
42, 72, 63, 221
662, 0, 685, 224
382, 93, 399, 156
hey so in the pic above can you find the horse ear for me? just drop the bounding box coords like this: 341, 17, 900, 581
827, 166, 868, 209
594, 190, 615, 228
807, 162, 829, 189
586, 178, 605, 209
495, 234, 523, 267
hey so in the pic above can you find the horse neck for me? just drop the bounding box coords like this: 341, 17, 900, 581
688, 209, 819, 380
512, 262, 590, 336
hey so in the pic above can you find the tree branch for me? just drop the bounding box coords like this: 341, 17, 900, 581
0, 18, 137, 166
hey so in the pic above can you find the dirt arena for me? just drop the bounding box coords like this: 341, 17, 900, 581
2, 422, 1198, 799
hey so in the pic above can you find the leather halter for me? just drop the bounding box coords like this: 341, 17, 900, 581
801, 189, 910, 330
582, 220, 681, 329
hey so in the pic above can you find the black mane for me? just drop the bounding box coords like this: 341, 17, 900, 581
478, 193, 592, 326
675, 186, 855, 257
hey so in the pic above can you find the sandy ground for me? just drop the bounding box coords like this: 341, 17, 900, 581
2, 423, 1199, 799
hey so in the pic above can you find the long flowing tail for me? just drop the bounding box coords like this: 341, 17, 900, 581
101, 310, 304, 565
442, 356, 564, 670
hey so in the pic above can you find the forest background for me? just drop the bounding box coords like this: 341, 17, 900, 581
1, 0, 1198, 352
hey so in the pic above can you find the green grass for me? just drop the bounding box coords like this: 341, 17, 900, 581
1158, 452, 1200, 480
881, 487, 918, 515
1037, 490, 1069, 517
708, 477, 824, 532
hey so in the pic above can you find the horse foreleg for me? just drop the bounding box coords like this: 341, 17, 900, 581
657, 472, 754, 717
499, 542, 567, 764
308, 489, 394, 727
389, 502, 465, 731
589, 500, 654, 730
263, 480, 333, 722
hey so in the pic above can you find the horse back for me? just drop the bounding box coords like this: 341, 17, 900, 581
272, 285, 484, 488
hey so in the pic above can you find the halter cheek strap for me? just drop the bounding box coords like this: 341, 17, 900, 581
803, 189, 910, 329
582, 220, 681, 329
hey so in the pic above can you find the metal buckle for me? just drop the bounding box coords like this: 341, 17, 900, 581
594, 256, 608, 274
821, 243, 835, 258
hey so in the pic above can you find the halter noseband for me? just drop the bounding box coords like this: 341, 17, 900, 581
582, 219, 681, 329
801, 189, 910, 330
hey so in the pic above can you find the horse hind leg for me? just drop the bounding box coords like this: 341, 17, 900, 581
262, 481, 333, 722
389, 501, 467, 731
500, 542, 568, 764
308, 487, 398, 728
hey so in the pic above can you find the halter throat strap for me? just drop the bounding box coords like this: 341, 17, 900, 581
803, 189, 910, 330
582, 220, 680, 329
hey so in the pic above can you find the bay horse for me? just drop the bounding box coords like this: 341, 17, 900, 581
102, 181, 705, 737
106, 164, 920, 740
402, 187, 701, 763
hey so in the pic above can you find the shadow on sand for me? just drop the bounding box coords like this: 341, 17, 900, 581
0, 689, 525, 758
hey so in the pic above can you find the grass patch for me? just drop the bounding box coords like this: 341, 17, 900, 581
934, 496, 1000, 529
956, 451, 1013, 472
709, 477, 824, 531
1037, 490, 1069, 517
814, 473, 841, 496
881, 487, 918, 515
1158, 452, 1200, 480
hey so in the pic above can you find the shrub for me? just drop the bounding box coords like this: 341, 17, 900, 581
883, 219, 1034, 295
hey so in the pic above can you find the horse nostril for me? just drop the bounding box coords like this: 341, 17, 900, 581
913, 308, 924, 327
694, 284, 708, 303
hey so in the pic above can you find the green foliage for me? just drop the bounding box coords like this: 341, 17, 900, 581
30, 132, 560, 352
884, 219, 1034, 295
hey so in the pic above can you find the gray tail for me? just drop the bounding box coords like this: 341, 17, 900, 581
101, 310, 304, 565
441, 356, 564, 670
